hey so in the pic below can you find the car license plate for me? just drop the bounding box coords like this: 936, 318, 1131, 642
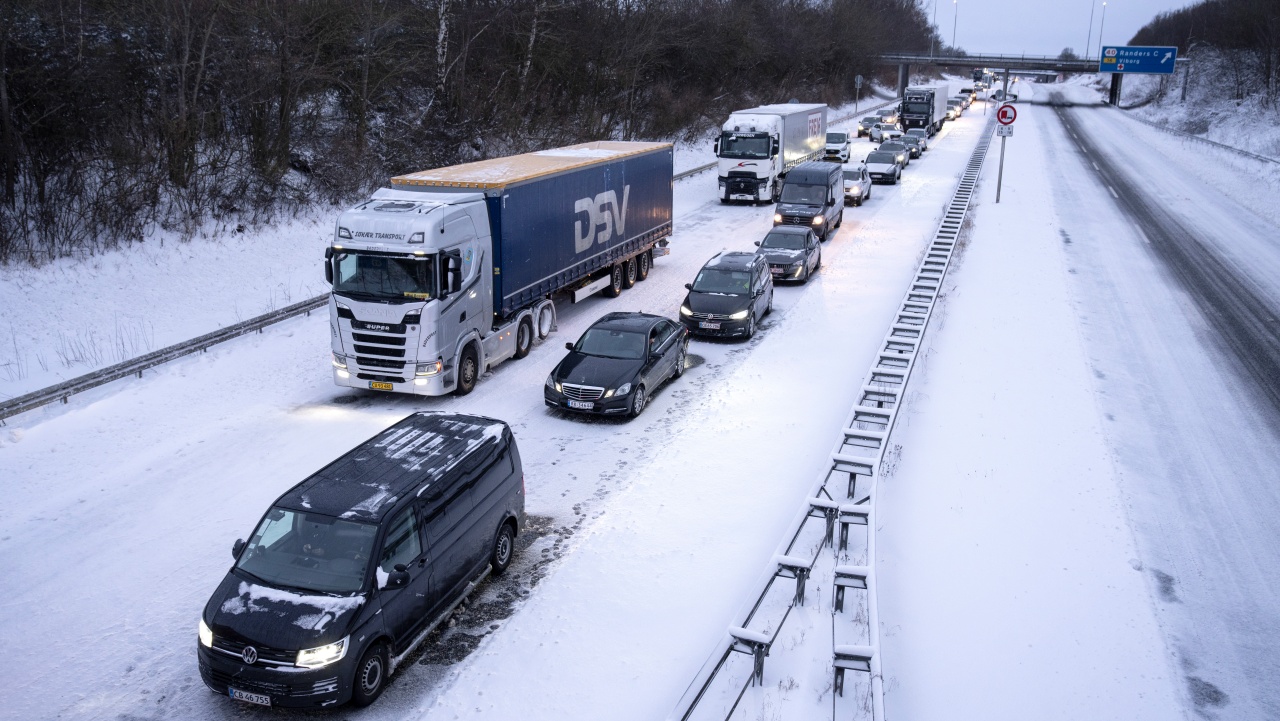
567, 400, 593, 410
770, 268, 782, 275
699, 321, 721, 329
369, 381, 394, 391
229, 688, 271, 707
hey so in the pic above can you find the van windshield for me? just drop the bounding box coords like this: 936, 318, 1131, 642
780, 183, 827, 205
719, 132, 771, 159
236, 508, 378, 594
332, 251, 436, 301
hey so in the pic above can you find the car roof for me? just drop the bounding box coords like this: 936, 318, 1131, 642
276, 412, 510, 523
590, 311, 667, 331
703, 251, 758, 271
787, 161, 841, 183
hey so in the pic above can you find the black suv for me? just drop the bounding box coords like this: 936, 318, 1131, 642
679, 251, 773, 339
773, 162, 843, 241
198, 413, 525, 709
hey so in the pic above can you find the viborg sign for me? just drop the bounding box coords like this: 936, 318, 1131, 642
1099, 45, 1178, 75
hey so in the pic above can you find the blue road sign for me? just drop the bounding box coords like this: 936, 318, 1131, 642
1099, 45, 1179, 75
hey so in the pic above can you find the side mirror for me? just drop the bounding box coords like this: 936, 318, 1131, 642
385, 563, 410, 590
684, 283, 693, 290
232, 539, 245, 559
770, 139, 780, 156
753, 241, 761, 246
323, 247, 334, 284
712, 138, 721, 155
565, 342, 575, 351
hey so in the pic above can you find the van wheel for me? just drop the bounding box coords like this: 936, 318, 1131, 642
491, 523, 516, 575
622, 258, 638, 289
835, 210, 844, 228
636, 251, 651, 281
350, 643, 388, 707
456, 345, 479, 395
514, 317, 534, 360
602, 264, 624, 297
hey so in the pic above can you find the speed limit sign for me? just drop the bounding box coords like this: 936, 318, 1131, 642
997, 104, 1017, 125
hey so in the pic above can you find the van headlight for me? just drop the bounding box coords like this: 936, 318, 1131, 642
729, 310, 750, 320
199, 618, 213, 648
296, 636, 349, 669
773, 214, 783, 223
812, 216, 824, 225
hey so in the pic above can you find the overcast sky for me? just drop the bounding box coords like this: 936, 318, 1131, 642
926, 0, 1200, 57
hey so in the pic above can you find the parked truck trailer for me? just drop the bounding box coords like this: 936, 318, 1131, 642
900, 83, 951, 136
715, 103, 828, 204
327, 141, 674, 397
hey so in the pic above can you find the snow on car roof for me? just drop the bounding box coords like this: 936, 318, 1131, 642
390, 141, 671, 189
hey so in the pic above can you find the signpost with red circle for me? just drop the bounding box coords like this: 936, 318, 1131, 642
997, 104, 1017, 125
995, 104, 1016, 203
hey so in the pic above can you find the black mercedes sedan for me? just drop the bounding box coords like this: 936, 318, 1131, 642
679, 251, 773, 339
755, 226, 821, 283
544, 312, 688, 419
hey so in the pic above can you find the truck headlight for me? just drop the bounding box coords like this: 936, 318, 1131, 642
199, 618, 213, 648
416, 360, 443, 377
729, 310, 750, 320
332, 353, 348, 369
773, 214, 784, 223
296, 636, 348, 669
679, 305, 692, 317
812, 216, 824, 225
337, 227, 352, 239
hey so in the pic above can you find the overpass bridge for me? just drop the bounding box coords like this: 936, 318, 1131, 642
877, 53, 1151, 105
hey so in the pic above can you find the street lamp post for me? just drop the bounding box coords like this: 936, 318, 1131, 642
951, 0, 958, 51
1085, 0, 1096, 57
1098, 1, 1108, 57
930, 0, 938, 57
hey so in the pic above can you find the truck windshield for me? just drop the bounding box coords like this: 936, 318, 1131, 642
236, 508, 378, 595
573, 328, 646, 360
719, 132, 771, 159
691, 268, 750, 295
904, 102, 932, 113
332, 252, 436, 301
780, 183, 827, 205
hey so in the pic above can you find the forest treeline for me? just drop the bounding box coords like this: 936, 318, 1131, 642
0, 0, 941, 264
1130, 0, 1278, 103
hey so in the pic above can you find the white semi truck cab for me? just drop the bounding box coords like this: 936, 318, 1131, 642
715, 103, 827, 204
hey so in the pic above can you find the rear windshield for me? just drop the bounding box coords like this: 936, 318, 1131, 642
867, 152, 897, 164
236, 508, 377, 594
574, 328, 647, 360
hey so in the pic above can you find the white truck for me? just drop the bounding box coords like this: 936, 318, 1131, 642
715, 103, 827, 204
326, 141, 674, 397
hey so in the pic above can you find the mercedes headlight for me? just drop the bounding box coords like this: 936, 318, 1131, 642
773, 214, 784, 223
612, 382, 632, 397
545, 375, 560, 392
729, 310, 750, 320
679, 305, 692, 317
199, 618, 213, 648
296, 636, 349, 669
812, 216, 824, 225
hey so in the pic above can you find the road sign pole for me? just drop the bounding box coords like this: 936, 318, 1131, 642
996, 135, 1007, 203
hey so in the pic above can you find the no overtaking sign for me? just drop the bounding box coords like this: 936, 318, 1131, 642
997, 104, 1017, 125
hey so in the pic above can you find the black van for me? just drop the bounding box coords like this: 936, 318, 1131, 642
773, 161, 843, 240
197, 412, 525, 709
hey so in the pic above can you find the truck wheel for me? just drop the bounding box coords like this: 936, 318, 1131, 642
622, 258, 637, 289
636, 251, 651, 281
535, 303, 555, 339
514, 317, 534, 359
455, 345, 479, 395
490, 522, 516, 575
350, 643, 388, 707
602, 264, 624, 298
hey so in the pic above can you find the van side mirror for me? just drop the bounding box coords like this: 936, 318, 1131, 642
385, 564, 410, 590
232, 538, 245, 559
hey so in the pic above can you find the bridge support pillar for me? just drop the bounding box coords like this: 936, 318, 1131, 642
897, 63, 910, 98
1108, 74, 1124, 105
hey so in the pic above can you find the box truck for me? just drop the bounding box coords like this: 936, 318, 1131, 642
715, 103, 827, 204
326, 141, 673, 397
900, 83, 950, 135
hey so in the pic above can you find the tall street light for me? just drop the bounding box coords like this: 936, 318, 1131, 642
1098, 1, 1109, 57
951, 0, 958, 51
930, 0, 938, 57
1086, 0, 1096, 58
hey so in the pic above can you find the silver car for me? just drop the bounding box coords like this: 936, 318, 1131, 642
864, 151, 902, 185
842, 164, 872, 206
868, 123, 903, 143
905, 128, 930, 151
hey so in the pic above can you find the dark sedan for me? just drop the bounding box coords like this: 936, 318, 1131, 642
879, 141, 910, 168
755, 227, 821, 283
679, 251, 773, 340
544, 312, 688, 419
899, 134, 923, 158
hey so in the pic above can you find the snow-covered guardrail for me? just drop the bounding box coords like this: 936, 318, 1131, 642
671, 113, 997, 721
1118, 108, 1280, 166
1, 97, 904, 423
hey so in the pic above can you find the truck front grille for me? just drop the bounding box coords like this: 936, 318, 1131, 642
354, 344, 406, 358
358, 373, 403, 383
560, 383, 604, 401
352, 333, 406, 346
356, 356, 405, 369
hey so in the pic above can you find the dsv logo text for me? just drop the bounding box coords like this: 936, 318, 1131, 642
574, 186, 630, 253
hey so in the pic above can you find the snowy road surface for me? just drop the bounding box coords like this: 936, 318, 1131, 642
0, 109, 986, 721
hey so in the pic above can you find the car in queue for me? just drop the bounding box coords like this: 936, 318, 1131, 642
868, 122, 903, 143
857, 116, 880, 137
898, 134, 924, 158
879, 107, 899, 124
904, 128, 930, 151
679, 252, 773, 340
825, 131, 852, 162
959, 87, 975, 106
544, 312, 688, 419
945, 101, 960, 121
865, 151, 902, 184
773, 161, 843, 241
842, 163, 872, 206
198, 413, 525, 710
754, 226, 822, 283
878, 140, 910, 168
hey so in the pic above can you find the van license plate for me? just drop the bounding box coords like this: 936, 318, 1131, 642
699, 322, 720, 329
229, 688, 271, 706
369, 381, 394, 391
567, 400, 593, 410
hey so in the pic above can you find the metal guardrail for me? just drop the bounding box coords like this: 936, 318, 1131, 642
1117, 108, 1280, 165
2, 98, 905, 423
670, 112, 998, 721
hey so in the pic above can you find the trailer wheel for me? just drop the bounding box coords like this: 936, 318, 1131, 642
514, 317, 534, 359
622, 258, 638, 289
636, 251, 651, 281
535, 303, 555, 339
602, 264, 624, 298
455, 345, 479, 395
